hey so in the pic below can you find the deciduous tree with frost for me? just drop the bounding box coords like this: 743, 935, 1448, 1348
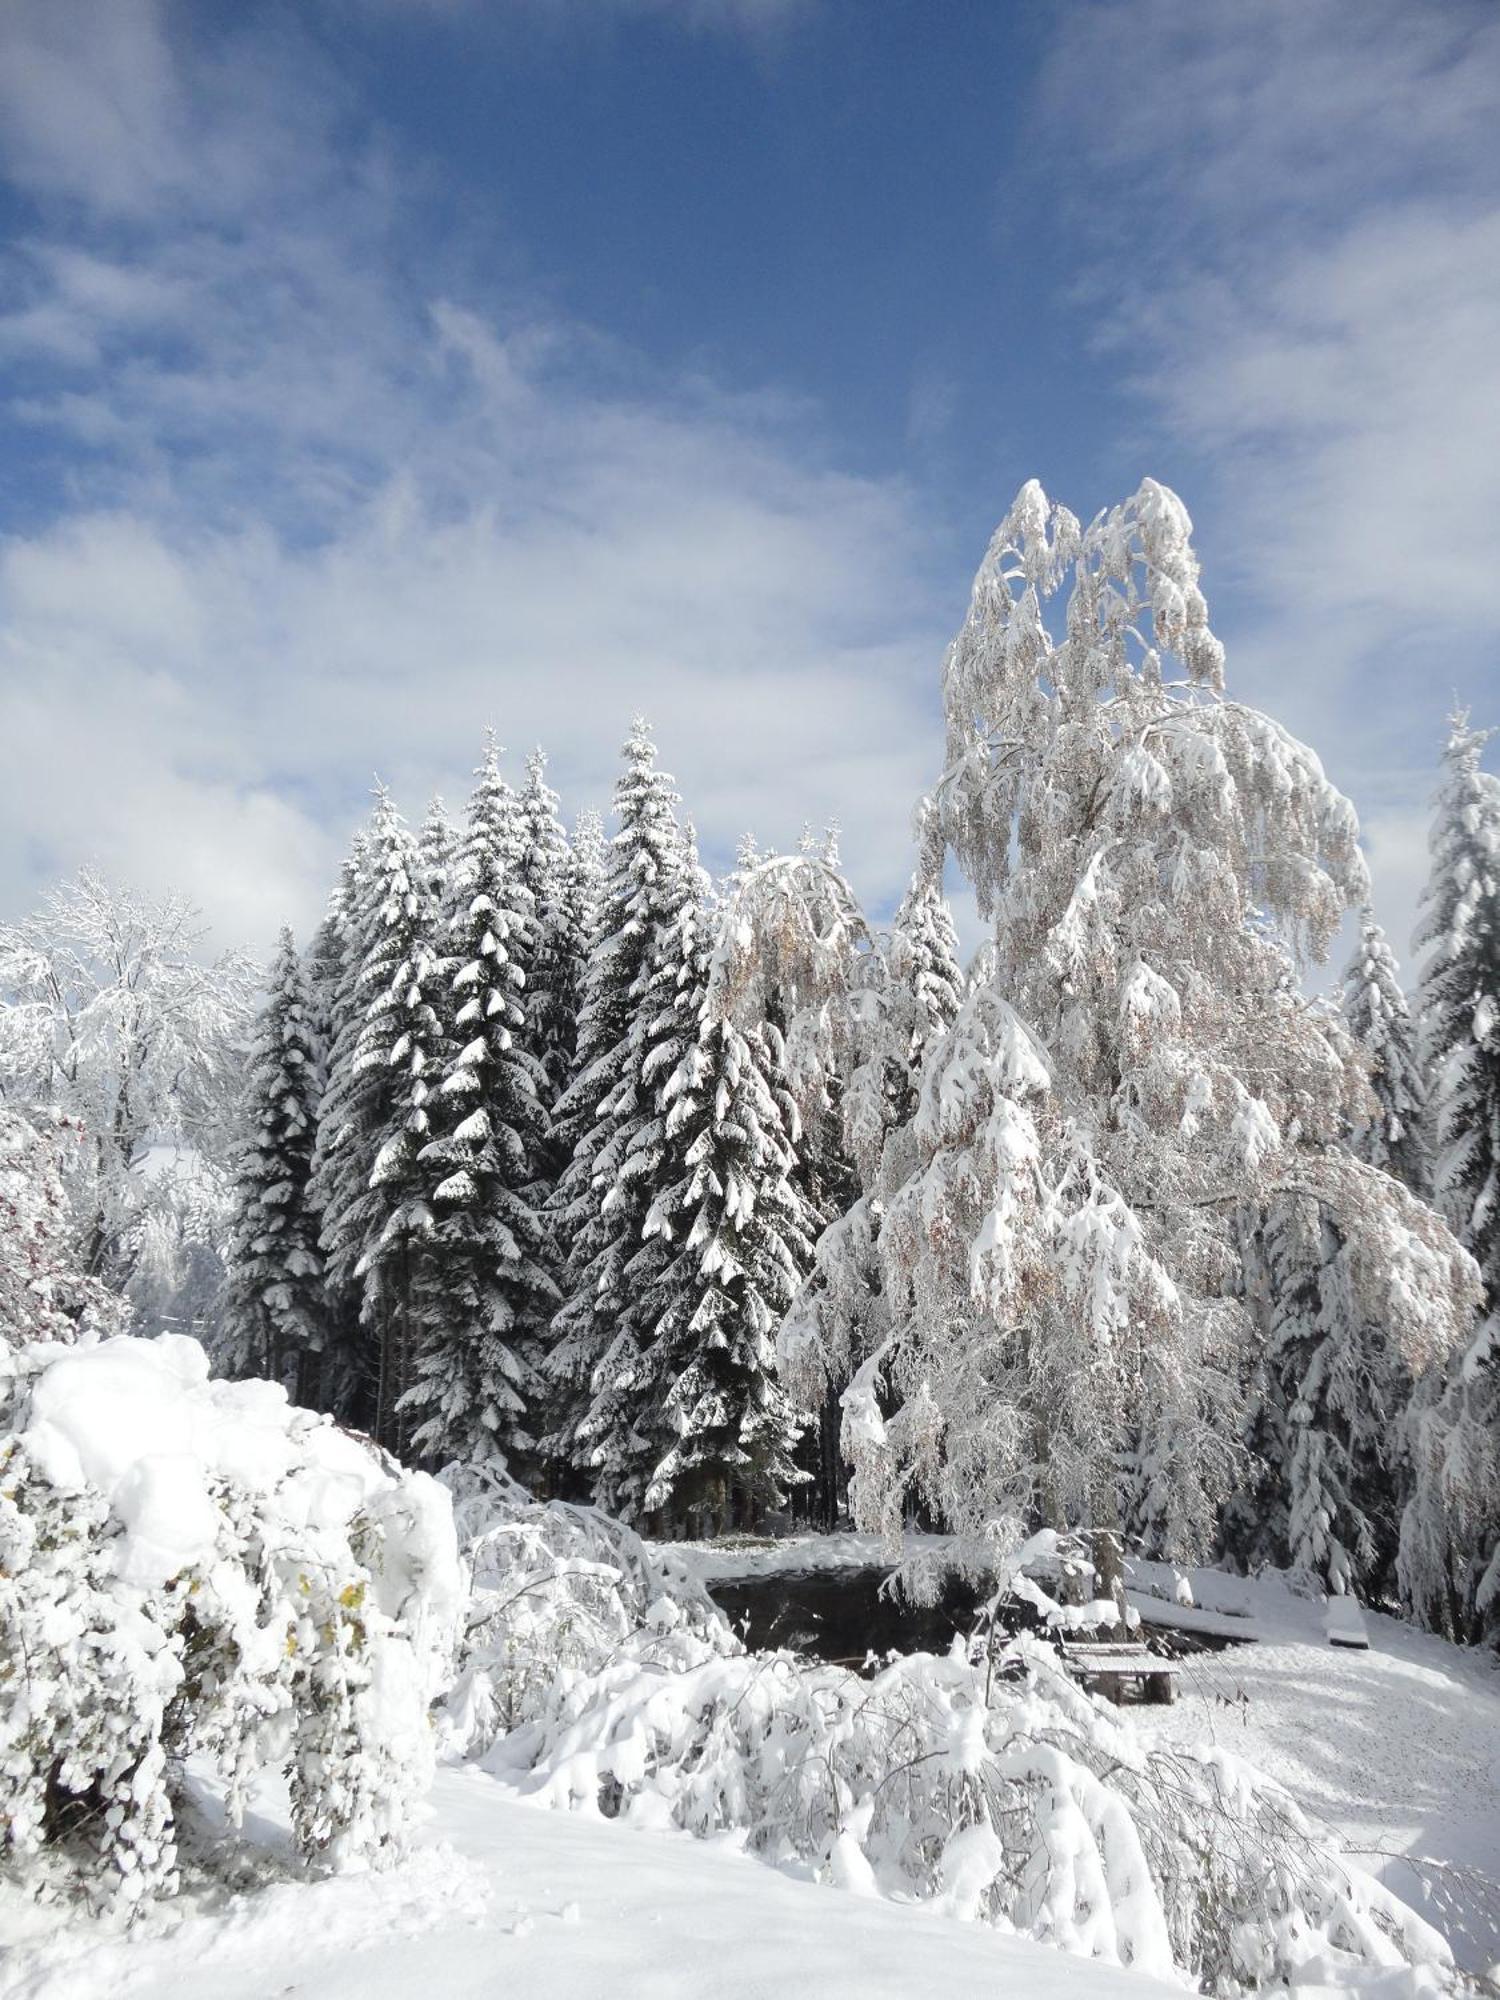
0, 1108, 127, 1346
0, 871, 256, 1309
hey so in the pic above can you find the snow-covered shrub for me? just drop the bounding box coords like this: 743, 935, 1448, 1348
439, 1475, 728, 1757
485, 1592, 1452, 1993
0, 1333, 462, 1910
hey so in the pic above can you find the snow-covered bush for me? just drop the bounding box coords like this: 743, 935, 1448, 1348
0, 1333, 461, 1911
455, 1490, 1452, 1993
489, 1619, 1452, 1993
439, 1474, 727, 1757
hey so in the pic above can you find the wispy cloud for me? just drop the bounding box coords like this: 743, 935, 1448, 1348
1038, 0, 1500, 967
0, 1, 940, 953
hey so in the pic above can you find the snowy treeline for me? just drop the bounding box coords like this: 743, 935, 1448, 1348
3, 478, 1499, 1639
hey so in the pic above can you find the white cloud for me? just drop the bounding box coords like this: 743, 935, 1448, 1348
1037, 0, 1500, 966
0, 5, 943, 955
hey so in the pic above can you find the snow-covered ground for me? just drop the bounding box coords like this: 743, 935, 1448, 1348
1126, 1565, 1500, 1977
2, 1767, 1182, 2000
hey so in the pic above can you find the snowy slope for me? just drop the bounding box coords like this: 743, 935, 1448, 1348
2, 1767, 1183, 2000
1127, 1568, 1500, 1976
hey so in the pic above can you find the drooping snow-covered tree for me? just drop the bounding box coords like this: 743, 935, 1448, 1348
893, 481, 1480, 1585
1342, 914, 1427, 1192
1400, 714, 1500, 1636
310, 793, 446, 1447
400, 742, 555, 1477
223, 930, 328, 1400
545, 723, 702, 1500
747, 482, 1476, 1599
777, 843, 964, 1527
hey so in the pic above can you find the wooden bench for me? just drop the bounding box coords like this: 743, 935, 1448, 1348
1060, 1640, 1181, 1705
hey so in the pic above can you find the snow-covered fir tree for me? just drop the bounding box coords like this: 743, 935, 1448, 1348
545, 723, 702, 1504
515, 749, 584, 1173
1400, 713, 1500, 1637
1239, 1185, 1410, 1597
1417, 712, 1500, 1303
400, 741, 555, 1477
223, 929, 328, 1401
309, 791, 446, 1447
417, 795, 457, 908
620, 901, 819, 1530
1342, 913, 1427, 1192
297, 837, 368, 1415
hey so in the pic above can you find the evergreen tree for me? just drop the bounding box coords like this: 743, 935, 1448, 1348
1342, 913, 1427, 1192
400, 742, 555, 1475
224, 930, 327, 1400
1417, 713, 1500, 1304
417, 795, 457, 909
1400, 713, 1500, 1636
544, 723, 699, 1500
300, 837, 368, 1418
310, 792, 445, 1447
632, 989, 817, 1531
516, 749, 582, 1173
1239, 1188, 1409, 1597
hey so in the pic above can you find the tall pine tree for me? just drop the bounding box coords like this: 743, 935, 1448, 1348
224, 929, 327, 1402
544, 722, 700, 1502
309, 791, 446, 1448
1342, 913, 1427, 1192
1401, 713, 1500, 1636
401, 741, 555, 1476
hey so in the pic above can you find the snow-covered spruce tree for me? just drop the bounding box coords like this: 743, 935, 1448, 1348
839, 480, 1475, 1587
544, 724, 702, 1503
416, 794, 457, 909
296, 839, 369, 1416
1237, 1178, 1411, 1597
400, 742, 555, 1478
222, 930, 327, 1400
310, 793, 446, 1449
623, 949, 818, 1532
1342, 913, 1428, 1192
1400, 714, 1500, 1637
515, 750, 583, 1163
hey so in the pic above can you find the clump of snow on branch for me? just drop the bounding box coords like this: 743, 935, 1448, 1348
0, 1334, 461, 1911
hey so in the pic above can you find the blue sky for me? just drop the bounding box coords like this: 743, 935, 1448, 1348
1, 0, 1497, 968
